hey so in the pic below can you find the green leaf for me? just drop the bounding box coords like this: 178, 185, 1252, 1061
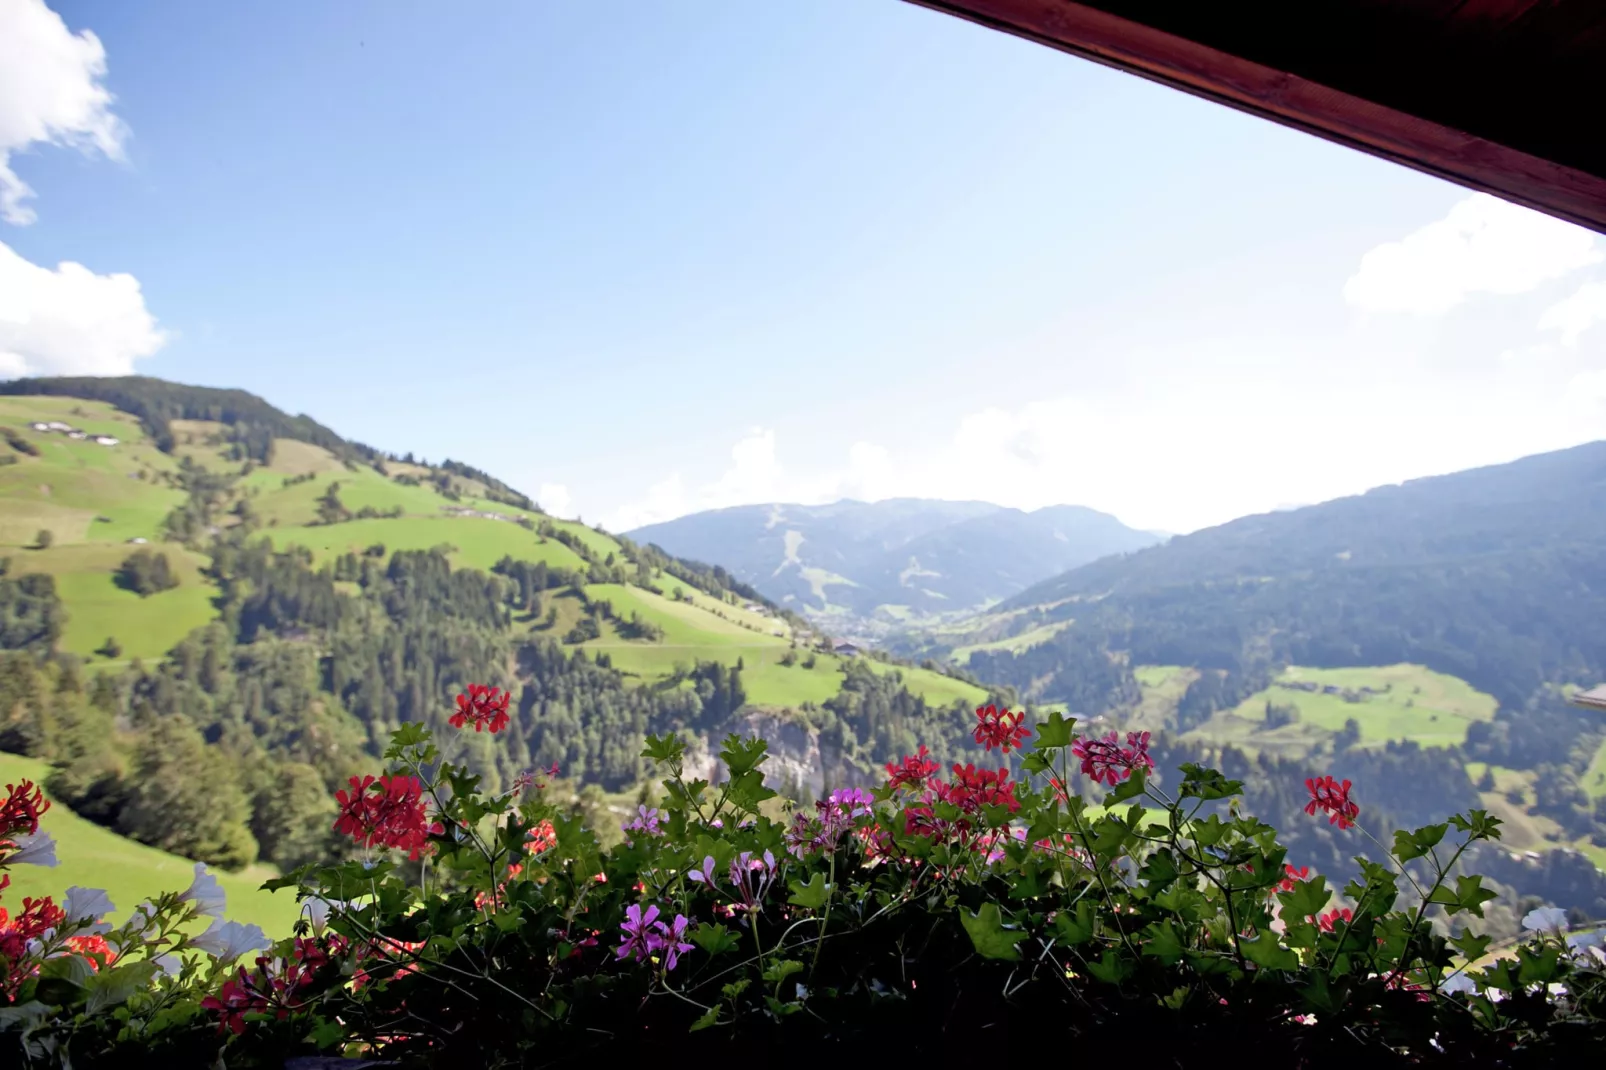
688, 1005, 722, 1032
1138, 848, 1180, 889
690, 923, 740, 956
1299, 972, 1340, 1014
1141, 920, 1186, 965
724, 769, 776, 814
1025, 812, 1060, 845
1276, 875, 1331, 921
1413, 822, 1448, 851
761, 959, 804, 985
642, 732, 686, 764
1475, 960, 1517, 993
1106, 768, 1148, 803
1191, 814, 1229, 848
84, 961, 160, 1015
1177, 763, 1242, 802
1392, 829, 1427, 863
787, 872, 831, 910
1450, 930, 1492, 963
719, 734, 769, 778
1515, 944, 1563, 986
1008, 865, 1046, 900
387, 720, 432, 751
1084, 949, 1134, 984
310, 1018, 346, 1050
1448, 808, 1503, 840
1395, 822, 1449, 862
1054, 900, 1097, 946
1240, 930, 1299, 972
1452, 875, 1498, 918
1033, 711, 1076, 749
961, 902, 1026, 961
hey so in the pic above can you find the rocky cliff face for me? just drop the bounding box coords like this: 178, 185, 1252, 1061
680, 711, 871, 800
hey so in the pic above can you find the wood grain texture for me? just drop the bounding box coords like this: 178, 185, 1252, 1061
906, 0, 1606, 232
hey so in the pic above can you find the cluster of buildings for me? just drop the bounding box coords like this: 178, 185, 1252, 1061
29, 421, 119, 446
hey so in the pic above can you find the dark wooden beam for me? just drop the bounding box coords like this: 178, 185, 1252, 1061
905, 0, 1606, 234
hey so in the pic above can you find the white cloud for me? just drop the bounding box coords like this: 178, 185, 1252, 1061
0, 0, 128, 225
1539, 280, 1606, 346
0, 241, 167, 376
606, 428, 803, 531
604, 356, 1606, 537
537, 482, 576, 519
1343, 193, 1602, 315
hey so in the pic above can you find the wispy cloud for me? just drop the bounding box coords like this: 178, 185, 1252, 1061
1343, 194, 1601, 315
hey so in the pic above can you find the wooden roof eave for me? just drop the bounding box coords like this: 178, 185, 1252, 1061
906, 0, 1606, 235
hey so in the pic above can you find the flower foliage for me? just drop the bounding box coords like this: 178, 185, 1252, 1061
1070, 730, 1155, 786
450, 683, 511, 734
332, 774, 443, 860
972, 704, 1030, 753
1305, 775, 1361, 830
1, 692, 1601, 1068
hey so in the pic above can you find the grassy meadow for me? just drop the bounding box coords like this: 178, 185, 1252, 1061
1180, 664, 1497, 754
0, 752, 302, 936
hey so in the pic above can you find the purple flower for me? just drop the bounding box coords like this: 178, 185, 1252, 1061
729, 850, 777, 912
826, 787, 874, 818
788, 787, 876, 858
686, 855, 717, 887
618, 903, 697, 972
785, 812, 828, 859
653, 913, 695, 971
621, 805, 664, 843
616, 902, 661, 963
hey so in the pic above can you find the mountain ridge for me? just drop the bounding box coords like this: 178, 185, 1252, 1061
627, 497, 1162, 626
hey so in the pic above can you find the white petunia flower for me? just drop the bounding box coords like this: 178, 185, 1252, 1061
153, 954, 184, 978
62, 887, 116, 934
301, 896, 343, 929
191, 918, 270, 962
6, 832, 58, 867
1522, 906, 1569, 933
1565, 929, 1603, 951
128, 901, 157, 931
178, 863, 227, 917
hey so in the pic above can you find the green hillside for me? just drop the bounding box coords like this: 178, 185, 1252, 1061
1180, 664, 1498, 754
1, 380, 988, 720
0, 752, 300, 936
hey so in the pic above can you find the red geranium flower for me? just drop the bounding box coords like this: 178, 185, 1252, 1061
451, 684, 511, 733
1278, 864, 1311, 893
65, 933, 117, 970
1305, 776, 1359, 830
1071, 731, 1155, 787
0, 897, 69, 995
527, 819, 557, 854
972, 705, 1030, 754
333, 774, 444, 859
943, 763, 1021, 814
1316, 907, 1353, 932
0, 779, 49, 841
201, 969, 269, 1035
884, 745, 940, 790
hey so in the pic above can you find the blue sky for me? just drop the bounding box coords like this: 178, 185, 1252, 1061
3, 0, 1604, 534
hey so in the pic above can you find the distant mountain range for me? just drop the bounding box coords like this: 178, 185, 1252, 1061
626, 499, 1163, 625
913, 440, 1606, 725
